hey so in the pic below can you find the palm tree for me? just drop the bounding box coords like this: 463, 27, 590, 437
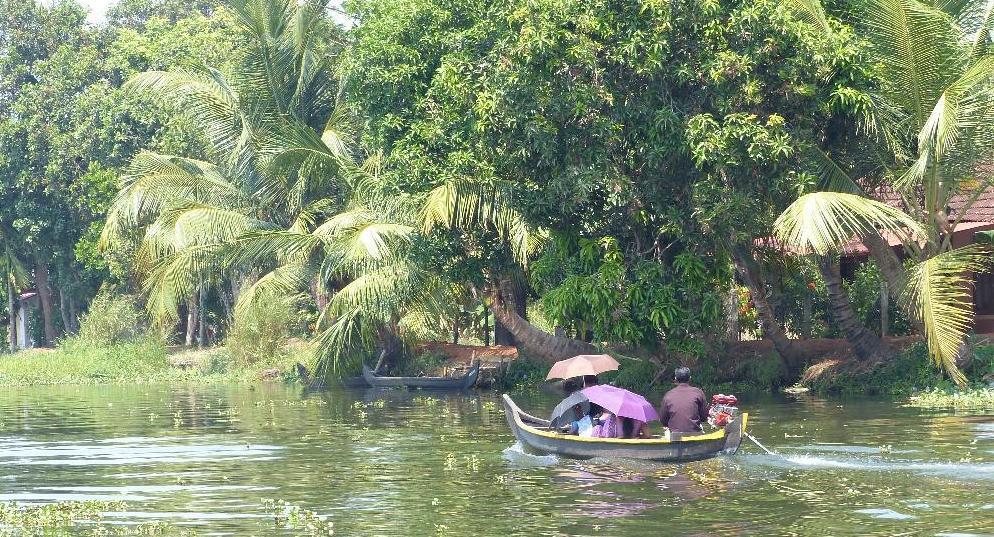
101, 0, 347, 327
778, 0, 994, 383
0, 233, 27, 352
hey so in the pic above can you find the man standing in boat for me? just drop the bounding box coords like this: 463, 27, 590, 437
659, 367, 708, 434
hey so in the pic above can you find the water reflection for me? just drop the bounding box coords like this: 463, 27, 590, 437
0, 385, 990, 535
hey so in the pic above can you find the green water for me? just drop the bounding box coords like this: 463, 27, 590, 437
0, 384, 992, 536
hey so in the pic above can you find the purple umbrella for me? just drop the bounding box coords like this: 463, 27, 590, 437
581, 385, 659, 423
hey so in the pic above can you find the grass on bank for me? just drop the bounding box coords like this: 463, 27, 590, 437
0, 292, 314, 387
0, 340, 311, 386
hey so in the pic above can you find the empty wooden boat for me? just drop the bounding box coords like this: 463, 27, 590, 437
362, 361, 480, 389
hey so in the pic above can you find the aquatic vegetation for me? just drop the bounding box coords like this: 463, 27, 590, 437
906, 388, 994, 409
0, 500, 125, 528
262, 499, 334, 535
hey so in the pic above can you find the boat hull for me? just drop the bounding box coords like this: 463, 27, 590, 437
502, 394, 746, 463
362, 362, 480, 389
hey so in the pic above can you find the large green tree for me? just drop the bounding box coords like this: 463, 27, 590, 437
0, 0, 238, 345
343, 0, 873, 367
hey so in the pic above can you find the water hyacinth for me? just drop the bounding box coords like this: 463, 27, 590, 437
907, 388, 994, 409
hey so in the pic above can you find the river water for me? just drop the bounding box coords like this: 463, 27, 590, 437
0, 383, 991, 536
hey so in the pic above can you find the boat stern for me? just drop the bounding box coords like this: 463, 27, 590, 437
721, 412, 748, 455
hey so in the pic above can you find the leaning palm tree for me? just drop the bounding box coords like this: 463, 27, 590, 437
778, 0, 994, 383
101, 0, 347, 328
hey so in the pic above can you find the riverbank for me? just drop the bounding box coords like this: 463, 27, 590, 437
3, 335, 994, 410
0, 339, 309, 386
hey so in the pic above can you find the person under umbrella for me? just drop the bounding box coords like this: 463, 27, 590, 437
546, 354, 620, 435
549, 391, 590, 430
581, 385, 659, 439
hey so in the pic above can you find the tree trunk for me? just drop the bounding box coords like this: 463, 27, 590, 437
484, 282, 596, 363
732, 245, 804, 368
377, 316, 404, 371
880, 281, 889, 338
33, 258, 57, 346
494, 276, 526, 346
219, 278, 233, 324
801, 285, 813, 339
862, 229, 909, 301
198, 288, 206, 348
59, 287, 72, 336
185, 299, 197, 346
483, 306, 490, 347
7, 280, 17, 352
862, 230, 927, 336
68, 292, 78, 333
725, 287, 740, 342
452, 316, 459, 344
817, 255, 891, 362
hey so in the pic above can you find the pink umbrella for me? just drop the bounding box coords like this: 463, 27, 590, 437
581, 385, 659, 423
545, 354, 620, 380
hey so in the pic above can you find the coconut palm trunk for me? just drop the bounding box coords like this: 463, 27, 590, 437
185, 299, 198, 346
732, 245, 804, 368
33, 258, 57, 346
817, 255, 891, 362
484, 282, 595, 363
494, 273, 527, 346
7, 280, 17, 352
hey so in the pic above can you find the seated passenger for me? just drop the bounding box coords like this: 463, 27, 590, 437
659, 366, 708, 434
592, 412, 618, 438
561, 404, 596, 437
621, 417, 649, 439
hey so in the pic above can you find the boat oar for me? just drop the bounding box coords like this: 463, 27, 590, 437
744, 432, 777, 456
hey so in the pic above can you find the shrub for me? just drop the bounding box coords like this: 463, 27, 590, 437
226, 293, 302, 364
75, 293, 146, 347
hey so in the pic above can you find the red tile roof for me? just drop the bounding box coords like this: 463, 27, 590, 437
869, 183, 994, 223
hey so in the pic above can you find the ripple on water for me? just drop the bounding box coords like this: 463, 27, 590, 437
0, 437, 282, 466
854, 508, 916, 520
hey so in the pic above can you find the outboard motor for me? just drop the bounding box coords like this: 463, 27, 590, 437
708, 394, 739, 427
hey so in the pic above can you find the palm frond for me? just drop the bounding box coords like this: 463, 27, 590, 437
101, 152, 250, 249
862, 0, 967, 124
774, 191, 926, 254
233, 261, 314, 320
783, 0, 832, 33
141, 243, 228, 325
420, 179, 531, 264
901, 243, 992, 384
126, 70, 250, 158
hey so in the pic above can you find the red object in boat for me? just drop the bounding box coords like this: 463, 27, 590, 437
708, 393, 739, 428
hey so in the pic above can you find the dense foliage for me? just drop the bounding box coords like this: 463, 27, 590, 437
3, 0, 994, 388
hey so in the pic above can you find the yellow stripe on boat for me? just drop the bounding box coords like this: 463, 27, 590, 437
514, 411, 748, 444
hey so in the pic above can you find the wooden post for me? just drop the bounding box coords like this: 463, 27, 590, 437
373, 349, 387, 374
880, 281, 889, 338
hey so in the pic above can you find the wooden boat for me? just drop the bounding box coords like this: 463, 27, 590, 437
362, 361, 480, 389
502, 394, 747, 463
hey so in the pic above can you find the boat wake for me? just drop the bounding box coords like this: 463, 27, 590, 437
744, 452, 994, 480
502, 442, 558, 467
